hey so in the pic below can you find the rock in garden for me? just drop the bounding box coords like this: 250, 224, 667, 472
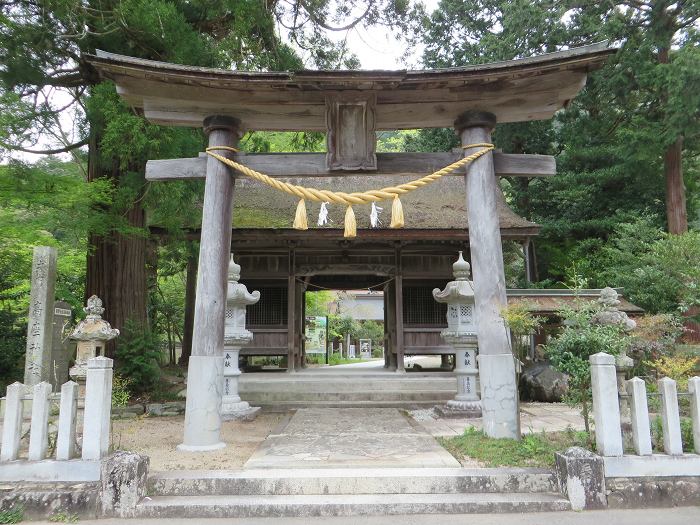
519, 361, 568, 402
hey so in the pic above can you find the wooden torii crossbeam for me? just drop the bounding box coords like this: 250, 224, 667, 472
86, 42, 615, 450
145, 150, 556, 181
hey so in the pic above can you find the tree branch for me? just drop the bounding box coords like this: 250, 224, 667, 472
0, 137, 89, 155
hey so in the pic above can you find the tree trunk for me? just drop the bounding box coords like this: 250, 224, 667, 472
85, 134, 148, 357
179, 251, 198, 365
664, 136, 688, 234
658, 35, 688, 234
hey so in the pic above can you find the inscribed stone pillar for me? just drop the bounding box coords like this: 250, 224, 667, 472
180, 116, 240, 452
50, 300, 73, 390
456, 111, 519, 439
23, 246, 57, 386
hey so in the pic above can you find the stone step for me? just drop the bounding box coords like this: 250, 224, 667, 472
245, 400, 451, 409
239, 378, 458, 394
136, 492, 571, 518
148, 468, 558, 496
242, 390, 455, 402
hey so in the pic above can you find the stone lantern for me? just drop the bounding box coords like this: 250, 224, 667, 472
591, 287, 636, 396
432, 252, 481, 417
221, 254, 261, 420
69, 295, 119, 393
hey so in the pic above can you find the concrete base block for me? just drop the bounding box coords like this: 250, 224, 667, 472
100, 451, 149, 518
180, 355, 224, 451
554, 446, 606, 510
606, 476, 700, 508
0, 482, 99, 520
434, 403, 481, 419
222, 406, 261, 422
478, 354, 519, 439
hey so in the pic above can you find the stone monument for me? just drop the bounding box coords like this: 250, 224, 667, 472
591, 287, 636, 392
50, 300, 73, 390
23, 246, 58, 386
221, 254, 261, 421
69, 296, 119, 393
433, 252, 482, 417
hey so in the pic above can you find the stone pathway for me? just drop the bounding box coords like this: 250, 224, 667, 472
244, 408, 461, 469
411, 403, 586, 438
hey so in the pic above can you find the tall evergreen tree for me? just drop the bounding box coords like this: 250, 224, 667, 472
0, 1, 421, 352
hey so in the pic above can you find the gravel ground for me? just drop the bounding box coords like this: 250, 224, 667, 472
111, 411, 286, 470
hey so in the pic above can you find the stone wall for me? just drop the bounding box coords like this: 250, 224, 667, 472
606, 476, 700, 508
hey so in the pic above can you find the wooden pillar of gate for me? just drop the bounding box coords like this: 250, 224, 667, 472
457, 111, 519, 439
286, 247, 296, 373
394, 245, 405, 373
179, 116, 240, 451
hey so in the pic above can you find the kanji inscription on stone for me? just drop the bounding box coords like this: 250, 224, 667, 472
23, 246, 57, 386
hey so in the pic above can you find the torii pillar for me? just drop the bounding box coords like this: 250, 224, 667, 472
456, 111, 520, 439
179, 116, 241, 451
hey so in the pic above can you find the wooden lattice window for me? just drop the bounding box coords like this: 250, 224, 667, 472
246, 286, 288, 326
403, 286, 447, 326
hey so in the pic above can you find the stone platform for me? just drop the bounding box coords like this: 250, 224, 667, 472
239, 370, 458, 408
244, 408, 460, 469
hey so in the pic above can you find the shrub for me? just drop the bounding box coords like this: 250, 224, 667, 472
115, 320, 161, 394
546, 302, 630, 434
500, 302, 542, 363
645, 354, 699, 390
111, 373, 132, 407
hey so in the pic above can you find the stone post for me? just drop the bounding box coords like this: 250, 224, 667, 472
27, 381, 52, 461
433, 252, 481, 417
456, 111, 518, 438
56, 381, 79, 460
590, 352, 623, 456
221, 254, 261, 420
82, 356, 114, 461
658, 377, 683, 455
0, 382, 25, 461
626, 377, 652, 455
688, 376, 700, 454
180, 116, 240, 451
50, 301, 73, 390
591, 288, 636, 417
23, 246, 57, 386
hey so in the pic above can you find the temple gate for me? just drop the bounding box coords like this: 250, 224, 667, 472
87, 42, 613, 449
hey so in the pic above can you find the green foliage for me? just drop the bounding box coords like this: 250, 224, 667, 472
416, 0, 699, 286
48, 511, 78, 523
651, 416, 696, 453
439, 426, 590, 468
546, 302, 630, 433
111, 373, 132, 408
305, 291, 337, 316
500, 302, 542, 363
355, 320, 385, 348
328, 314, 361, 341
0, 505, 23, 524
115, 320, 161, 394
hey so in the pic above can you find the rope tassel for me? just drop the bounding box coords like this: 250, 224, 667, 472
390, 195, 404, 229
344, 206, 357, 238
293, 199, 308, 230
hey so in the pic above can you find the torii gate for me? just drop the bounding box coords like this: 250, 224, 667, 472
87, 42, 613, 450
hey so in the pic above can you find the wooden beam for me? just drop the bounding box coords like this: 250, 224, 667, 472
146, 152, 555, 181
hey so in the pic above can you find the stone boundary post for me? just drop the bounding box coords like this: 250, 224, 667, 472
27, 382, 52, 461
626, 377, 652, 455
0, 382, 25, 461
82, 356, 114, 460
56, 380, 79, 460
590, 352, 623, 456
689, 377, 700, 454
658, 377, 683, 455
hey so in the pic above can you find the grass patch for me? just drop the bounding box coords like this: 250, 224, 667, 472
439, 427, 590, 468
0, 505, 23, 524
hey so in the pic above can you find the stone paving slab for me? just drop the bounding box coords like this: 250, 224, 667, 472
244, 408, 460, 469
412, 403, 586, 438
